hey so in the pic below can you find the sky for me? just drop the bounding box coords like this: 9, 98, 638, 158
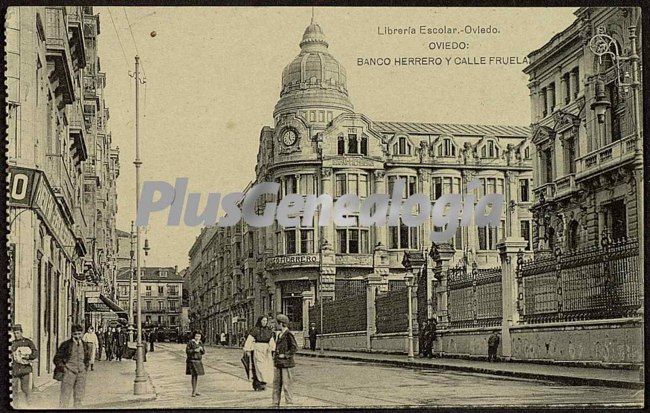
97, 7, 578, 270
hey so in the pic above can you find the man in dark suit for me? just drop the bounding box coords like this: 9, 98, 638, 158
272, 314, 297, 407
487, 331, 500, 362
54, 325, 92, 408
114, 326, 126, 361
308, 323, 318, 351
105, 328, 114, 361
149, 329, 156, 352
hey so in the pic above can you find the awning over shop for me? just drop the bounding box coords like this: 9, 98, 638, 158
99, 294, 128, 318
85, 301, 112, 313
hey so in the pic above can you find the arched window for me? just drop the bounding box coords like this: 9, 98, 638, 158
439, 138, 456, 157
394, 136, 412, 155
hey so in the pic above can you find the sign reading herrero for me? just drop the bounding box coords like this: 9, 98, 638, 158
266, 254, 320, 269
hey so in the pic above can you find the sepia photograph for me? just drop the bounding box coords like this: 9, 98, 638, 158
4, 4, 645, 409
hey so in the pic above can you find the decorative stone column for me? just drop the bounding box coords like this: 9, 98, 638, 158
569, 70, 578, 101
274, 285, 282, 314
429, 243, 455, 329
373, 170, 388, 248
365, 274, 383, 350
372, 242, 389, 293
301, 291, 314, 348
547, 85, 555, 114
497, 236, 528, 360
319, 239, 336, 301
320, 168, 334, 247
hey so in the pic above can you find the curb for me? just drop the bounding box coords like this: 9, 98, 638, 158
297, 352, 644, 390
82, 373, 158, 408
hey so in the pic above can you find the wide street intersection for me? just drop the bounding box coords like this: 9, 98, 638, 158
134, 343, 643, 408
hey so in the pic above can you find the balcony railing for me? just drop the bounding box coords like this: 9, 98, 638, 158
533, 182, 556, 203
554, 174, 576, 198
46, 154, 75, 218
45, 7, 75, 104
576, 134, 637, 180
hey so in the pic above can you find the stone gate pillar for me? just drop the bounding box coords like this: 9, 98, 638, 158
365, 274, 383, 350
429, 243, 455, 329
497, 236, 528, 360
301, 291, 314, 348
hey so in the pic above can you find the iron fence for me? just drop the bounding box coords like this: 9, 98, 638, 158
517, 237, 641, 323
335, 279, 367, 299
447, 264, 502, 328
376, 288, 408, 333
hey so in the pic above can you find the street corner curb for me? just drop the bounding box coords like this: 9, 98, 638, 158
83, 373, 158, 409
296, 352, 644, 390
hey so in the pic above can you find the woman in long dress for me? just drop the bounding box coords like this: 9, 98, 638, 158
82, 326, 99, 371
243, 316, 275, 391
186, 331, 205, 397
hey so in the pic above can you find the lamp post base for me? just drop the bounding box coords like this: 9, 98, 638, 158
133, 343, 148, 395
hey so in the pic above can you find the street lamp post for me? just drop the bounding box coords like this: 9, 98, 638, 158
128, 221, 135, 343
319, 281, 324, 355
131, 55, 148, 395
404, 271, 414, 361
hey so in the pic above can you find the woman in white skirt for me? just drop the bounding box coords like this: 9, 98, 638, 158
82, 326, 99, 371
243, 316, 276, 391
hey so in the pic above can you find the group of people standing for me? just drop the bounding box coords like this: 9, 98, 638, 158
184, 313, 298, 406
419, 318, 438, 358
98, 326, 128, 362
10, 323, 103, 408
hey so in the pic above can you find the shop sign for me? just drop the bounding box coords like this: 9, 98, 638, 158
31, 172, 76, 258
7, 166, 41, 208
266, 254, 319, 269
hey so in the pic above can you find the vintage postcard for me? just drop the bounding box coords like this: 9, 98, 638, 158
5, 5, 645, 409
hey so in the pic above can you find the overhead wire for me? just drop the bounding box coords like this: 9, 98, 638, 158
107, 7, 129, 71
122, 7, 147, 79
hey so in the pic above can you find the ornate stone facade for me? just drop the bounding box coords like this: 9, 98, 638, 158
188, 21, 533, 340
524, 7, 643, 253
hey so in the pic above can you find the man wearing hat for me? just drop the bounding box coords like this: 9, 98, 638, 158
11, 324, 38, 405
54, 324, 92, 408
272, 314, 297, 406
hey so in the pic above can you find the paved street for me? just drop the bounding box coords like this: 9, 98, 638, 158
136, 343, 643, 408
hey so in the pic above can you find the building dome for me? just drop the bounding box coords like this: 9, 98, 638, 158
274, 21, 353, 117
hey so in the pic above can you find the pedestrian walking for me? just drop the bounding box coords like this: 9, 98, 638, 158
308, 322, 318, 351
54, 324, 92, 408
114, 326, 126, 361
150, 329, 156, 352
487, 331, 500, 362
82, 326, 99, 371
272, 314, 297, 407
186, 331, 205, 397
96, 327, 104, 361
105, 327, 114, 361
427, 318, 438, 358
11, 324, 38, 406
418, 320, 429, 357
243, 316, 276, 391
220, 332, 226, 346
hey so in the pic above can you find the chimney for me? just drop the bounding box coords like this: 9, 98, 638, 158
174, 265, 178, 274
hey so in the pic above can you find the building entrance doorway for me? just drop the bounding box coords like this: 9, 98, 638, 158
282, 296, 303, 331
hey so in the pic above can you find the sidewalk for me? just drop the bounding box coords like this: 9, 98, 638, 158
296, 349, 644, 389
20, 358, 157, 409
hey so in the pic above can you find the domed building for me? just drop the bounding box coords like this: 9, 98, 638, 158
274, 21, 353, 120
191, 21, 533, 347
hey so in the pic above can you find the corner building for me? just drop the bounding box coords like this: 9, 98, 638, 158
191, 22, 534, 341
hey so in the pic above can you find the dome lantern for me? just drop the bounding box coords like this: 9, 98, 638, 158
274, 20, 354, 118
